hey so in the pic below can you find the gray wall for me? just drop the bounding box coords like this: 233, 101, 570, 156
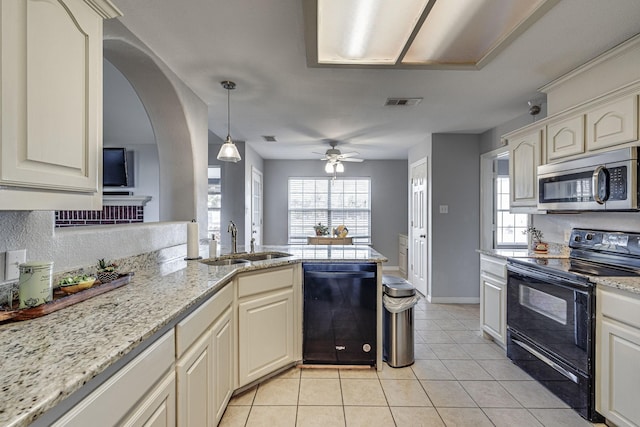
430, 134, 481, 299
262, 160, 408, 266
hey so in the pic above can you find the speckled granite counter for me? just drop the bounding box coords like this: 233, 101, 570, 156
592, 276, 640, 295
0, 245, 386, 427
477, 245, 569, 260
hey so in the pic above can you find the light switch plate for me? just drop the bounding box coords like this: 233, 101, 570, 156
439, 205, 449, 214
5, 249, 26, 281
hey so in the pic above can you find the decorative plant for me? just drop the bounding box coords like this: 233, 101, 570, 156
96, 259, 119, 282
522, 226, 544, 243
313, 223, 329, 236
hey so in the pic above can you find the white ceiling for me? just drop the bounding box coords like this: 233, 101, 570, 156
112, 0, 640, 160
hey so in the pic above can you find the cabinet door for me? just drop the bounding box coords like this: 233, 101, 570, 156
1, 0, 102, 193
212, 306, 234, 423
546, 115, 585, 161
508, 128, 542, 209
122, 371, 176, 427
598, 317, 640, 427
586, 95, 638, 151
176, 331, 214, 427
480, 274, 506, 346
238, 289, 294, 386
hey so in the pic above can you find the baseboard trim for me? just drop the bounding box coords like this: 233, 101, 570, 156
382, 265, 400, 272
426, 296, 480, 304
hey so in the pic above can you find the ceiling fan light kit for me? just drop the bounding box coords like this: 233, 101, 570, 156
217, 80, 242, 163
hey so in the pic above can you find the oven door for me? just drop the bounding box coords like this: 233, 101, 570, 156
506, 264, 592, 374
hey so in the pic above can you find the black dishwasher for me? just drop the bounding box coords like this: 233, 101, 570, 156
303, 263, 377, 365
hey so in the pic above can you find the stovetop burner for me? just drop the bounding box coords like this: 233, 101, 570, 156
510, 257, 640, 278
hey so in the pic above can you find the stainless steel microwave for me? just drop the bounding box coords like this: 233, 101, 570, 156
537, 147, 639, 211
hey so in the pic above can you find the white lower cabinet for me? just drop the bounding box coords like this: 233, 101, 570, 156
479, 255, 507, 347
597, 287, 640, 427
175, 284, 234, 426
52, 330, 175, 427
237, 265, 298, 387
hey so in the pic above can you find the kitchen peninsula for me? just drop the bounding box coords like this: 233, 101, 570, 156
0, 245, 386, 427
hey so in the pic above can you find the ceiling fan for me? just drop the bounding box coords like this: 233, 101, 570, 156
315, 140, 364, 164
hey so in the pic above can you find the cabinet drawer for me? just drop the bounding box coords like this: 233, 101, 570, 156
176, 283, 233, 358
480, 255, 507, 280
237, 265, 295, 298
598, 287, 640, 329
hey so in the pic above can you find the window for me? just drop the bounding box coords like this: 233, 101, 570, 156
288, 178, 371, 244
207, 166, 222, 239
495, 175, 528, 247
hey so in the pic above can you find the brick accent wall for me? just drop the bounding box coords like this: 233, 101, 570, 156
55, 206, 144, 227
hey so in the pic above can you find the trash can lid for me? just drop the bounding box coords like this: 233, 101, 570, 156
383, 276, 416, 297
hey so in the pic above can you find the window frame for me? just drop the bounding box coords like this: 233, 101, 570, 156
207, 166, 222, 239
287, 177, 371, 245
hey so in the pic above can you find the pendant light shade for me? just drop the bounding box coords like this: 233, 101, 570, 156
217, 81, 242, 163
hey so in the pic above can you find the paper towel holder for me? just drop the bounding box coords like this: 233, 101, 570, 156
185, 219, 203, 261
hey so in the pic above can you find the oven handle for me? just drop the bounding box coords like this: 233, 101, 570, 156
511, 338, 579, 384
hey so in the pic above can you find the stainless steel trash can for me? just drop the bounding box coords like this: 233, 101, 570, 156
383, 276, 416, 368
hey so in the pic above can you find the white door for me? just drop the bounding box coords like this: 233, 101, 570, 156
251, 167, 263, 245
410, 159, 428, 297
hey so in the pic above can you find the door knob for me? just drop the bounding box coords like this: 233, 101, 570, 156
420, 234, 426, 238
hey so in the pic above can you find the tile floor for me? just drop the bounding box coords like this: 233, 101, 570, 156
219, 299, 606, 427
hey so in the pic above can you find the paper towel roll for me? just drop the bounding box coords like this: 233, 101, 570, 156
187, 221, 199, 259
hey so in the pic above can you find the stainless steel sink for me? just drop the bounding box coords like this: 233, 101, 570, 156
201, 258, 250, 266
241, 252, 292, 261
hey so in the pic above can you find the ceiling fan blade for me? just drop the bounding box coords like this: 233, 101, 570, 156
339, 152, 360, 158
341, 158, 364, 162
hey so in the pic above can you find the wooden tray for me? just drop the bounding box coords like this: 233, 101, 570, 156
0, 273, 133, 323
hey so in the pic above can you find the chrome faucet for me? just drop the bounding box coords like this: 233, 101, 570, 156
228, 221, 238, 254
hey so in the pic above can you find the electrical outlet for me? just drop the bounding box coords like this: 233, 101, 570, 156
439, 205, 449, 214
564, 230, 571, 243
5, 249, 26, 281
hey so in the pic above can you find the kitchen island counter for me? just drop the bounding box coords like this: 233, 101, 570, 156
0, 245, 386, 427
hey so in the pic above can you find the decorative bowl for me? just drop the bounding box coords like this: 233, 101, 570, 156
60, 277, 96, 294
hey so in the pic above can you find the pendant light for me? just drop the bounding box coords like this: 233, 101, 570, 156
217, 80, 242, 163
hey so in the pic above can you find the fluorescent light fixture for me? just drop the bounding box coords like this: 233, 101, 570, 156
317, 0, 429, 64
404, 0, 547, 64
309, 0, 556, 68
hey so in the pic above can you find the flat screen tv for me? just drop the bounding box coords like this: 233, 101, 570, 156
103, 148, 129, 187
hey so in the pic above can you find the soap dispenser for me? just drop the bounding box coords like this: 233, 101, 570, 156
209, 234, 218, 258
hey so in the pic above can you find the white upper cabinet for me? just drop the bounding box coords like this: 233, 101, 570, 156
546, 115, 585, 161
508, 126, 543, 211
586, 95, 639, 152
0, 0, 121, 210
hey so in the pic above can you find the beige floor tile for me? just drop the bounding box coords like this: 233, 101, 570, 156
344, 406, 395, 427
458, 319, 481, 330
458, 343, 506, 360
377, 365, 416, 379
446, 330, 490, 344
341, 379, 388, 406
246, 405, 297, 427
414, 344, 438, 360
477, 359, 533, 381
441, 359, 493, 380
299, 378, 343, 406
432, 319, 468, 331
499, 380, 570, 409
429, 343, 471, 359
528, 408, 594, 426
411, 359, 455, 380
436, 407, 494, 426
418, 330, 455, 344
296, 406, 345, 427
380, 379, 432, 407
414, 319, 443, 331
228, 386, 257, 406
418, 310, 455, 320
301, 368, 340, 379
339, 368, 378, 379
219, 405, 251, 427
276, 367, 303, 379
390, 407, 445, 426
420, 380, 476, 408
483, 408, 544, 427
253, 378, 300, 406
460, 380, 522, 408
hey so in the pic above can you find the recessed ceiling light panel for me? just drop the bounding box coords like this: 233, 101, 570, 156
317, 0, 430, 64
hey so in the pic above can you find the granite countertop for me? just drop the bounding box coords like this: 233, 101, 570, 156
0, 245, 387, 427
477, 247, 569, 260
592, 276, 640, 295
